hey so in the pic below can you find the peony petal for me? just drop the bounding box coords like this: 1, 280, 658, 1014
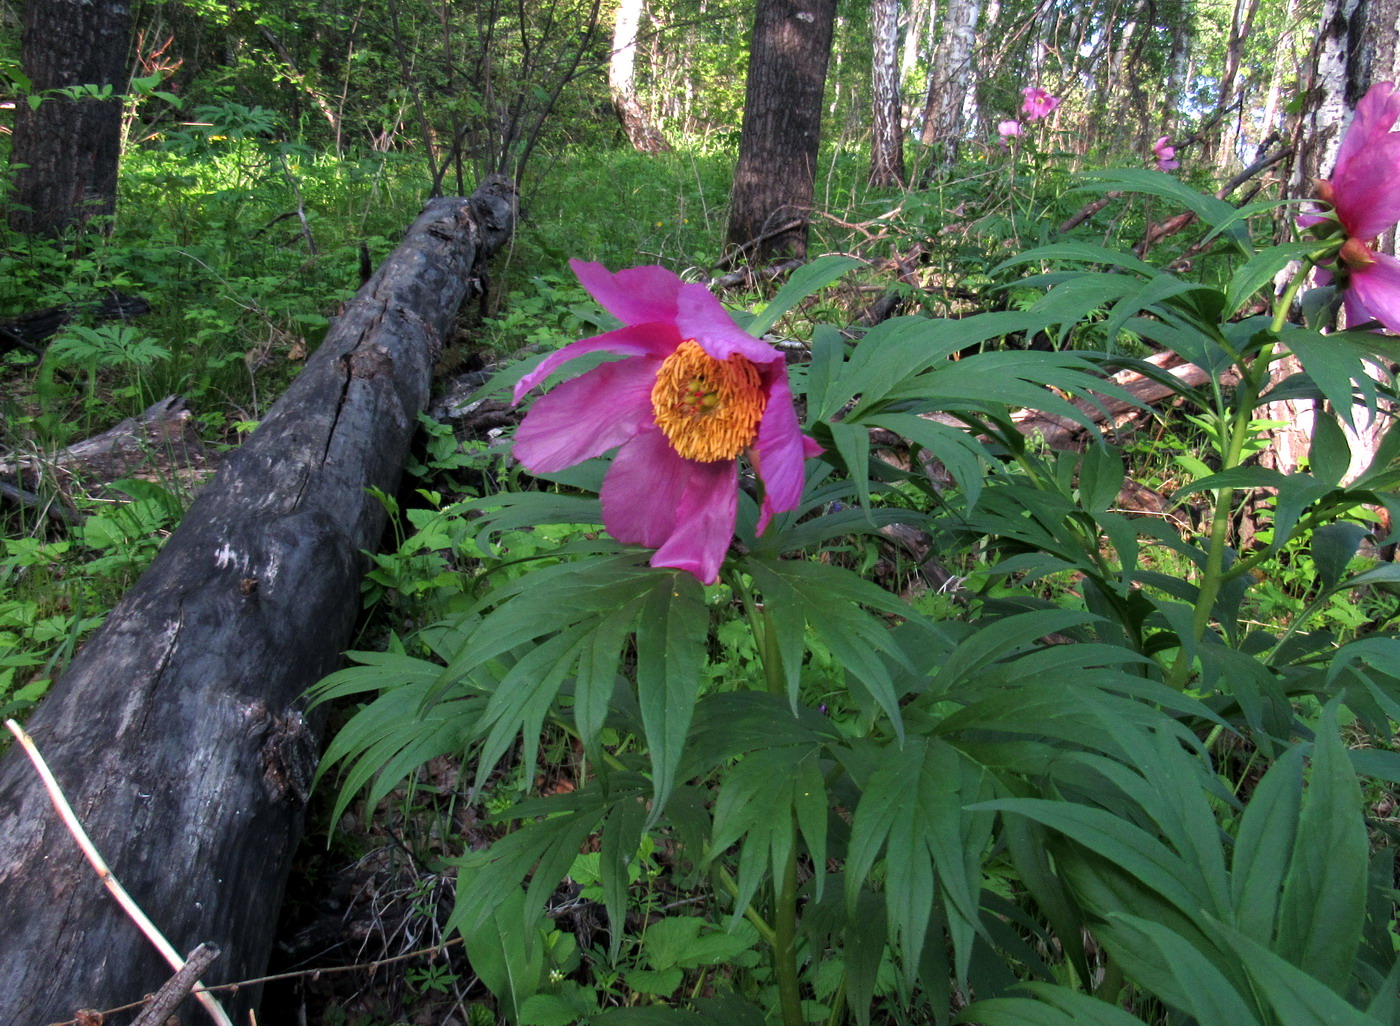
570, 259, 686, 327
599, 428, 687, 547
513, 322, 678, 402
1347, 251, 1400, 333
650, 456, 738, 584
514, 356, 661, 472
673, 284, 787, 367
752, 369, 818, 534
1334, 81, 1400, 180
601, 432, 738, 583
1332, 140, 1400, 240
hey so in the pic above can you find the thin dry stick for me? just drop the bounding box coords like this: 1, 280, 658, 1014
3, 719, 235, 1026
49, 939, 466, 1026
131, 943, 222, 1026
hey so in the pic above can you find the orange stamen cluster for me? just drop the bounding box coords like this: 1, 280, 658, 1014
651, 340, 766, 462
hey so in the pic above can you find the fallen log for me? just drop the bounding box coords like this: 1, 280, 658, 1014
1, 395, 213, 521
1008, 348, 1242, 450
0, 289, 151, 360
0, 176, 516, 1025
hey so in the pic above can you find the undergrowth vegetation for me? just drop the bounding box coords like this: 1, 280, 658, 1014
3, 103, 1400, 1026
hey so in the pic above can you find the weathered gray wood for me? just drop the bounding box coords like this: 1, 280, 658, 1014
0, 177, 515, 1025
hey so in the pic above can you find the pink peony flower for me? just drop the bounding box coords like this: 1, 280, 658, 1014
1020, 86, 1061, 121
1152, 136, 1180, 171
512, 260, 822, 584
1303, 81, 1400, 331
998, 119, 1024, 142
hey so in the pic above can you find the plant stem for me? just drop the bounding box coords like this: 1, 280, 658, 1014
1098, 955, 1125, 1006
723, 567, 805, 1026
1164, 262, 1312, 689
711, 864, 780, 948
773, 814, 805, 1026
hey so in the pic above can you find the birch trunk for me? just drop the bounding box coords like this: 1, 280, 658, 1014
919, 0, 982, 157
610, 0, 670, 153
870, 0, 906, 185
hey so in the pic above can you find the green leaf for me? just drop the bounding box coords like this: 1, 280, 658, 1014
804, 324, 846, 423
845, 738, 992, 984
1231, 744, 1304, 943
991, 240, 1162, 279
746, 557, 917, 733
707, 745, 820, 918
1076, 168, 1252, 252
748, 255, 864, 337
598, 789, 648, 958
1097, 913, 1261, 1023
1077, 444, 1125, 514
929, 609, 1101, 698
518, 988, 598, 1026
843, 886, 889, 1026
640, 916, 760, 970
1225, 242, 1317, 317
1312, 522, 1368, 592
1285, 328, 1390, 433
1309, 412, 1355, 487
635, 571, 710, 826
627, 967, 684, 996
1275, 702, 1368, 991
866, 412, 991, 511
462, 888, 546, 1020
595, 1009, 709, 1026
573, 598, 645, 757
958, 983, 1152, 1026
970, 798, 1207, 921
1212, 919, 1383, 1026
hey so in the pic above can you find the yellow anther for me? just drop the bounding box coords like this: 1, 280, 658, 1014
651, 340, 766, 462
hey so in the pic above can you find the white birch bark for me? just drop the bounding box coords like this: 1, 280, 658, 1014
919, 0, 982, 155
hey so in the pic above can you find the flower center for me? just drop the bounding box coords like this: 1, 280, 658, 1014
651, 340, 766, 462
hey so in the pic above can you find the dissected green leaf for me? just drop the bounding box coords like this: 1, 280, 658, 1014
845, 737, 992, 984
747, 254, 864, 337
635, 570, 710, 825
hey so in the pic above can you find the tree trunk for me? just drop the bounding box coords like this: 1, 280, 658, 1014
610, 0, 670, 153
1205, 0, 1261, 165
725, 0, 838, 263
1164, 13, 1191, 131
919, 0, 981, 157
900, 0, 934, 114
0, 177, 516, 1026
8, 0, 132, 236
869, 0, 906, 185
1266, 0, 1391, 482
1257, 0, 1297, 146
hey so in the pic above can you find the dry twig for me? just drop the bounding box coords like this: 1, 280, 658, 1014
3, 719, 235, 1026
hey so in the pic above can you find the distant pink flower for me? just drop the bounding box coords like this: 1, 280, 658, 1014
512, 260, 821, 584
1152, 136, 1180, 171
1303, 81, 1400, 331
1020, 86, 1060, 121
998, 120, 1024, 143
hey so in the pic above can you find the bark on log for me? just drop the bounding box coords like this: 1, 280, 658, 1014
0, 177, 516, 1025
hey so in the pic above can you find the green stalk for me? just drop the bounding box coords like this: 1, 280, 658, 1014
724, 568, 806, 1026
1164, 262, 1312, 689
773, 815, 805, 1026
712, 864, 780, 947
1098, 955, 1125, 1006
